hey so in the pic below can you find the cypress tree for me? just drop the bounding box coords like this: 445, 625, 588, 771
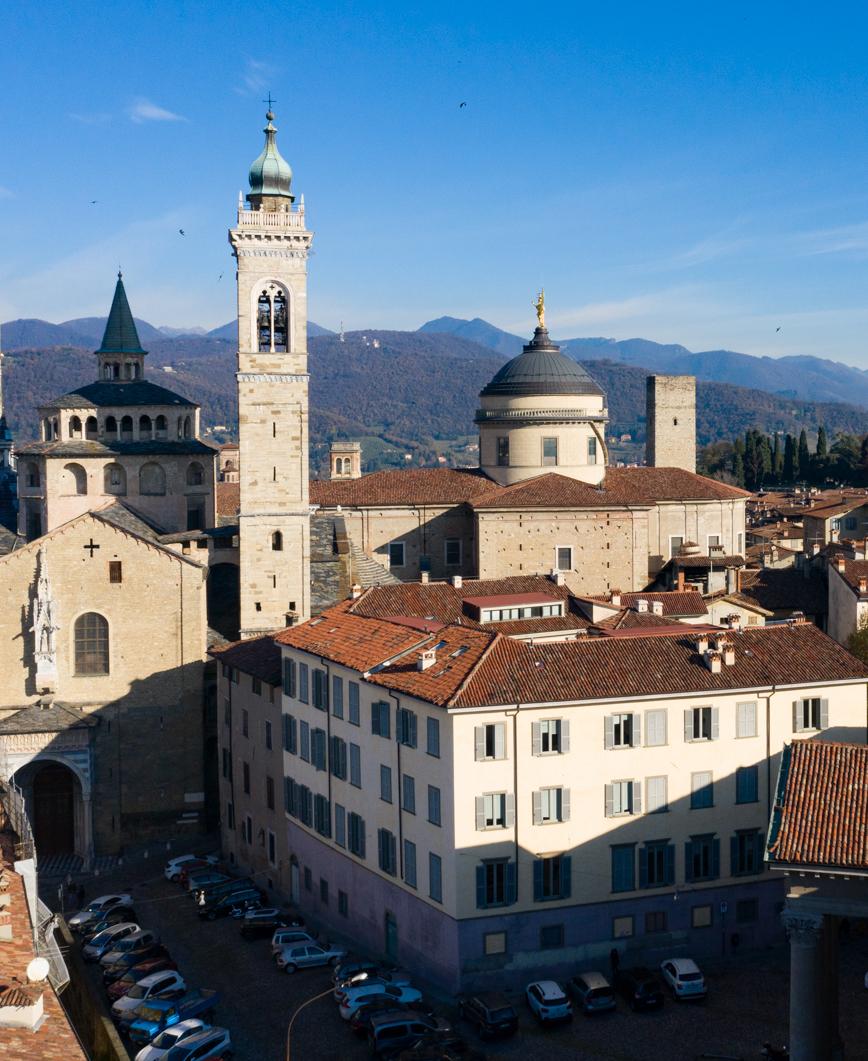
816, 425, 828, 457
732, 437, 745, 487
783, 434, 796, 482
772, 434, 783, 481
798, 429, 810, 480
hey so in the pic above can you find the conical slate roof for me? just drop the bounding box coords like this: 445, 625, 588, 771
480, 326, 603, 398
248, 110, 294, 202
98, 273, 146, 355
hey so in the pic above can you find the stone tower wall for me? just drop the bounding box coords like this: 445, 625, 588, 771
646, 375, 696, 473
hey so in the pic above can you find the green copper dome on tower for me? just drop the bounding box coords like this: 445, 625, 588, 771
98, 272, 146, 355
247, 109, 294, 205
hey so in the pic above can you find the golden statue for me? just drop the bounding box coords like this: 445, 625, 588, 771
533, 288, 545, 328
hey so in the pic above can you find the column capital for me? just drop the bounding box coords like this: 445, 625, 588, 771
782, 908, 824, 944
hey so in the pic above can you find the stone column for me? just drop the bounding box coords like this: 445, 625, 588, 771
783, 908, 825, 1061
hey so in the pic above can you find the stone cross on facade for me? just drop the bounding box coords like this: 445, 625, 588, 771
30, 545, 59, 693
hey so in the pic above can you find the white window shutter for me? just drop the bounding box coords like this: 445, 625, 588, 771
560, 719, 570, 754
505, 792, 516, 828
475, 796, 485, 831
631, 781, 642, 815
531, 722, 542, 756
532, 790, 542, 825
711, 707, 720, 741
494, 724, 506, 760
560, 787, 571, 822
792, 701, 802, 733
604, 715, 614, 749
604, 784, 614, 818
684, 709, 694, 742
474, 726, 485, 760
631, 713, 641, 747
820, 699, 829, 729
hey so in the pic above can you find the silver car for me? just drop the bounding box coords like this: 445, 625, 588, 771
276, 941, 347, 973
82, 921, 139, 961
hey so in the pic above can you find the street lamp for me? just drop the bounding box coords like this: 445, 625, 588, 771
285, 985, 334, 1061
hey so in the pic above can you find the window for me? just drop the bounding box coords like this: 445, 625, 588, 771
186, 461, 204, 486
645, 910, 667, 934
348, 812, 366, 858
252, 677, 262, 697
605, 712, 639, 749
540, 924, 565, 948
372, 701, 391, 739
380, 765, 393, 803
611, 844, 635, 893
555, 546, 572, 571
793, 697, 827, 732
243, 815, 253, 845
532, 719, 569, 755
330, 736, 347, 780
613, 915, 634, 938
736, 701, 757, 739
284, 777, 296, 815
736, 898, 759, 924
338, 890, 349, 917
690, 771, 714, 809
283, 714, 297, 754
483, 930, 506, 955
496, 436, 509, 467
139, 461, 166, 495
731, 829, 763, 876
312, 669, 328, 711
534, 786, 569, 824
319, 878, 329, 904
242, 762, 250, 794
605, 780, 640, 817
403, 840, 417, 888
474, 722, 506, 761
444, 538, 462, 566
303, 866, 312, 891
377, 828, 397, 875
735, 765, 759, 804
74, 612, 109, 675
283, 659, 296, 698
265, 776, 275, 810
639, 841, 675, 888
533, 854, 571, 901
685, 834, 720, 882
298, 663, 309, 703
685, 705, 718, 742
587, 436, 598, 463
264, 720, 272, 749
332, 676, 344, 718
475, 859, 517, 908
61, 462, 87, 496
224, 698, 231, 726
402, 774, 416, 814
477, 792, 513, 829
645, 775, 668, 813
348, 682, 360, 725
334, 804, 346, 848
388, 542, 406, 567
311, 728, 326, 770
226, 801, 235, 830
349, 743, 361, 788
271, 531, 283, 551
108, 561, 122, 584
103, 463, 127, 495
669, 536, 683, 558
542, 437, 559, 466
397, 707, 417, 748
242, 709, 249, 737
314, 794, 331, 837
299, 721, 310, 762
298, 786, 313, 826
429, 853, 443, 903
692, 904, 713, 929
427, 785, 441, 826
256, 286, 289, 352
426, 716, 440, 757
645, 709, 667, 747
221, 747, 230, 778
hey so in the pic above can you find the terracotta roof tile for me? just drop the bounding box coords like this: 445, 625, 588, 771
835, 559, 868, 596
209, 635, 282, 686
604, 466, 751, 502
311, 468, 498, 507
768, 741, 868, 870
738, 568, 826, 614
589, 590, 708, 617
470, 473, 637, 510
216, 481, 240, 518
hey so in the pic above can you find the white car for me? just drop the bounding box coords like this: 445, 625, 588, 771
111, 970, 187, 1020
337, 981, 423, 1020
134, 1018, 209, 1061
82, 921, 139, 961
163, 854, 218, 882
525, 980, 573, 1024
69, 894, 134, 932
659, 957, 707, 1000
162, 1026, 232, 1060
275, 941, 347, 972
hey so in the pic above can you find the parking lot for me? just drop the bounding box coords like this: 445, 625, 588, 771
60, 861, 868, 1061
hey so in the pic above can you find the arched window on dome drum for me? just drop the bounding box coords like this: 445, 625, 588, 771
85, 416, 98, 439
104, 463, 127, 495
272, 531, 283, 551
105, 415, 118, 437
186, 461, 204, 487
257, 287, 289, 352
74, 612, 109, 675
183, 416, 192, 439
155, 415, 168, 439
140, 462, 166, 495
52, 418, 59, 440
120, 416, 133, 441
139, 415, 152, 439
69, 416, 83, 439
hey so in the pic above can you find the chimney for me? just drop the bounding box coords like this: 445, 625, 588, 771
610, 590, 621, 607
451, 575, 463, 589
350, 583, 362, 600
696, 635, 709, 653
417, 648, 437, 671
550, 570, 566, 587
835, 556, 846, 574
635, 598, 648, 613
676, 569, 685, 591
724, 613, 742, 631
651, 600, 663, 616
420, 571, 429, 584
859, 576, 868, 594
704, 650, 722, 674
726, 567, 737, 594
723, 643, 736, 666
811, 542, 820, 556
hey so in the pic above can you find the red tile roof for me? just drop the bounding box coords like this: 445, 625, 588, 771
768, 741, 868, 871
835, 559, 868, 597
589, 590, 708, 618
311, 468, 498, 507
209, 635, 282, 686
604, 466, 750, 502
470, 473, 637, 510
216, 481, 240, 517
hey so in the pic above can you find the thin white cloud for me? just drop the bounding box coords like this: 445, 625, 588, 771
70, 111, 112, 125
235, 58, 274, 98
129, 98, 187, 124
793, 220, 868, 257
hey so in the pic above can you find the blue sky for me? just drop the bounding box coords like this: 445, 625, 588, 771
6, 2, 868, 365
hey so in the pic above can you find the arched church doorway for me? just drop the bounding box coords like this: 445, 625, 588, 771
31, 762, 76, 855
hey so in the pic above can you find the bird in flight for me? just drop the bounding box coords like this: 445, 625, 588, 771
217, 273, 223, 282
90, 200, 98, 204
459, 101, 467, 108
775, 326, 781, 333
178, 228, 186, 236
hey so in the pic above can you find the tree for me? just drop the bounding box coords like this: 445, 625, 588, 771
816, 425, 828, 457
848, 614, 868, 666
783, 434, 796, 483
798, 429, 810, 481
772, 434, 783, 481
731, 436, 745, 487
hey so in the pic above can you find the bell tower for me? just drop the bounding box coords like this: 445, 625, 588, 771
229, 107, 313, 637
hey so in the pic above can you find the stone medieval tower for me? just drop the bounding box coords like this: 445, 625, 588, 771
229, 109, 313, 637
645, 374, 696, 474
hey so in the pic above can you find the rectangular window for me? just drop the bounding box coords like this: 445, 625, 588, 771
670, 536, 683, 558
685, 835, 720, 882
223, 698, 231, 726
264, 720, 272, 750
319, 878, 328, 905
534, 786, 569, 824
252, 676, 262, 696
349, 743, 361, 788
330, 736, 347, 780
388, 542, 406, 567
483, 930, 506, 955
242, 709, 249, 738
478, 792, 509, 829
109, 560, 122, 584
244, 815, 253, 844
707, 534, 721, 550
587, 436, 597, 464
284, 714, 297, 755
735, 765, 759, 804
283, 658, 296, 698
605, 712, 639, 749
646, 775, 668, 813
334, 804, 346, 848
542, 436, 559, 466
284, 777, 296, 816
298, 663, 309, 704
348, 682, 360, 725
303, 866, 311, 891
299, 721, 310, 762
428, 785, 441, 826
736, 701, 758, 739
605, 780, 640, 817
372, 701, 391, 739
311, 728, 327, 771
690, 771, 714, 809
692, 904, 713, 929
402, 774, 416, 814
639, 841, 675, 888
242, 761, 250, 795
496, 436, 509, 467
377, 828, 397, 876
685, 705, 718, 742
426, 716, 440, 757
444, 538, 462, 566
380, 764, 393, 803
533, 854, 571, 901
731, 829, 763, 876
397, 707, 417, 748
533, 718, 569, 755
226, 800, 235, 830
332, 676, 344, 718
429, 853, 443, 903
338, 890, 349, 917
347, 813, 366, 858
475, 722, 506, 761
793, 697, 827, 732
736, 898, 759, 924
645, 709, 668, 747
312, 668, 328, 711
403, 840, 417, 888
555, 545, 572, 571
611, 844, 636, 893
476, 859, 517, 908
298, 786, 313, 827
265, 776, 275, 810
645, 910, 667, 934
314, 794, 331, 838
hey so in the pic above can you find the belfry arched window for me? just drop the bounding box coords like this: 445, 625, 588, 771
74, 612, 109, 675
257, 285, 289, 353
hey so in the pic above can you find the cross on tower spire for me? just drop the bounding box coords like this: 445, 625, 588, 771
263, 92, 276, 111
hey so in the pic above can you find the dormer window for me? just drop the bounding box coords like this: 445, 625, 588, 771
464, 593, 565, 624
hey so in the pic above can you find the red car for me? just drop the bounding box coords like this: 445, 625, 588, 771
106, 957, 178, 1001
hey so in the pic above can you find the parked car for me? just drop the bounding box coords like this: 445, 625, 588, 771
349, 1000, 437, 1039
396, 1035, 486, 1060
339, 983, 424, 1020
272, 928, 318, 955
567, 971, 617, 1014
128, 990, 220, 1045
367, 1011, 452, 1057
190, 875, 253, 900
185, 871, 230, 895
69, 894, 134, 932
198, 888, 263, 921
239, 908, 299, 940
82, 921, 139, 961
161, 1025, 231, 1060
614, 967, 665, 1011
334, 968, 412, 999
101, 929, 160, 966
276, 941, 348, 973
111, 971, 187, 1022
81, 909, 138, 941
458, 991, 519, 1038
164, 854, 218, 882
103, 945, 174, 984
525, 980, 572, 1024
659, 957, 707, 1000
177, 862, 221, 888
332, 958, 379, 985
134, 1019, 209, 1060
107, 958, 179, 1001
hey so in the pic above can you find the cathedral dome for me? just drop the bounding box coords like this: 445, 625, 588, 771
247, 110, 294, 203
480, 326, 603, 398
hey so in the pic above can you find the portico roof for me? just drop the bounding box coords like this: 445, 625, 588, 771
0, 702, 97, 734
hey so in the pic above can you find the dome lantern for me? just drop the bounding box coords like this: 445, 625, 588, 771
247, 108, 294, 208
